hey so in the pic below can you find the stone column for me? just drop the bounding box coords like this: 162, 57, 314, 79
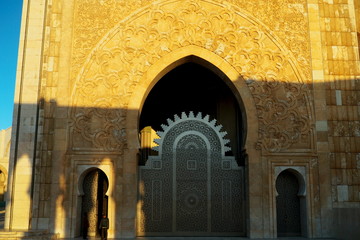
5, 0, 47, 230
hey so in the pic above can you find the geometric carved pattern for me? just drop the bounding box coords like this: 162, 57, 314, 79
71, 0, 314, 153
138, 112, 245, 236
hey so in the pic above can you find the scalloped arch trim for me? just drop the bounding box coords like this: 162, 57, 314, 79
153, 111, 231, 155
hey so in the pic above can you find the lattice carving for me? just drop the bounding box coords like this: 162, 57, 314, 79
138, 112, 245, 235
71, 0, 314, 153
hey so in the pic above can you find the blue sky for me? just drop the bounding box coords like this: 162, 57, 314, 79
0, 0, 23, 130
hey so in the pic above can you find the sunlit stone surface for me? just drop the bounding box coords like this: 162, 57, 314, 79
2, 0, 360, 239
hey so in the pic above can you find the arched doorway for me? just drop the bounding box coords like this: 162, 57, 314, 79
81, 169, 109, 237
276, 170, 303, 237
138, 62, 246, 236
140, 62, 245, 163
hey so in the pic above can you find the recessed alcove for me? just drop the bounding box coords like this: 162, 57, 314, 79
139, 62, 244, 159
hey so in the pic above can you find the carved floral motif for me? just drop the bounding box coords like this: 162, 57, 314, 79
71, 0, 313, 153
72, 0, 310, 81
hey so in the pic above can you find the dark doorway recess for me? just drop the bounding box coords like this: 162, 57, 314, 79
81, 169, 109, 238
276, 170, 302, 237
139, 62, 245, 161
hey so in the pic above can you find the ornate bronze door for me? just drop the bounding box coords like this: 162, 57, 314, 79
138, 112, 245, 236
175, 135, 208, 232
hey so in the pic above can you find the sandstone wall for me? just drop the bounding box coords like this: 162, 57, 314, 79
6, 0, 360, 238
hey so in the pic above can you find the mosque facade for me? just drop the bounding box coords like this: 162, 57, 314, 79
2, 0, 360, 239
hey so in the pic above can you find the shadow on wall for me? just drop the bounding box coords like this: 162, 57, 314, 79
333, 208, 360, 240
0, 127, 11, 230
2, 75, 360, 239
4, 100, 123, 239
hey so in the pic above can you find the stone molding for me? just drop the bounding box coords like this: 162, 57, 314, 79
69, 157, 115, 238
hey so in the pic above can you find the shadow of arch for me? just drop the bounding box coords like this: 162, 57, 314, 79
275, 168, 307, 237
78, 168, 109, 238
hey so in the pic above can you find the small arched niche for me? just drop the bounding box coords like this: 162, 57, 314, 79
275, 168, 307, 237
79, 168, 109, 238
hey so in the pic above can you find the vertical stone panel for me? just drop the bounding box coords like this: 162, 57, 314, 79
5, 0, 48, 231
318, 0, 360, 206
316, 0, 360, 237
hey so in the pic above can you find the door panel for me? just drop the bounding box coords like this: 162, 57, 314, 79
175, 140, 208, 232
138, 115, 245, 236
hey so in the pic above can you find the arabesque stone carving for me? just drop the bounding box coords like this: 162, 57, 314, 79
72, 0, 310, 80
71, 0, 314, 153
